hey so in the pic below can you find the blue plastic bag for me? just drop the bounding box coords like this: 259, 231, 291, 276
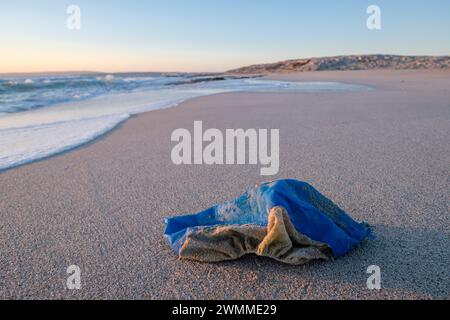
165, 179, 373, 261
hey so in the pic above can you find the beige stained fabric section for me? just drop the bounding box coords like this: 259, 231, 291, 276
179, 206, 333, 265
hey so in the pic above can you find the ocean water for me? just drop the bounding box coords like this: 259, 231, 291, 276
0, 73, 369, 171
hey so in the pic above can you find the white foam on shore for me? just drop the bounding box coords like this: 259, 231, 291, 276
0, 114, 130, 171
0, 79, 369, 171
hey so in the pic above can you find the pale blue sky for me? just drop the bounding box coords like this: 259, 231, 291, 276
1, 0, 449, 72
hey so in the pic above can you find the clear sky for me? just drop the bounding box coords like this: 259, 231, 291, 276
1, 0, 449, 73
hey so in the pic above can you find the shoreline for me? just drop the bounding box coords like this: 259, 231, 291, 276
0, 118, 129, 174
1, 70, 449, 299
3, 68, 447, 174
0, 76, 369, 173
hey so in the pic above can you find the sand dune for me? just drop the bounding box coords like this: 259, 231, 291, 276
228, 55, 450, 74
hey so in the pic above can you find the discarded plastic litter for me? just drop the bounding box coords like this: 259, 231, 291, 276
164, 179, 374, 265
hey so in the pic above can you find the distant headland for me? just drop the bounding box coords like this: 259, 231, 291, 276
228, 54, 450, 74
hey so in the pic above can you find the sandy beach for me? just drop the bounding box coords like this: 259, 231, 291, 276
0, 70, 449, 299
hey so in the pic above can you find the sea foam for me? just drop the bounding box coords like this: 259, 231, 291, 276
0, 114, 129, 170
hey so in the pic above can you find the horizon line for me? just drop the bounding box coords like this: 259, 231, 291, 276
2, 53, 449, 76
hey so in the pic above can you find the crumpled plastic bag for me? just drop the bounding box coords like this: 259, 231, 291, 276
164, 179, 373, 265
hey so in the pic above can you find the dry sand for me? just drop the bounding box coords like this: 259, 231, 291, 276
0, 70, 449, 299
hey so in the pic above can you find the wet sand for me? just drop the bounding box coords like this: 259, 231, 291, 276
0, 70, 449, 299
